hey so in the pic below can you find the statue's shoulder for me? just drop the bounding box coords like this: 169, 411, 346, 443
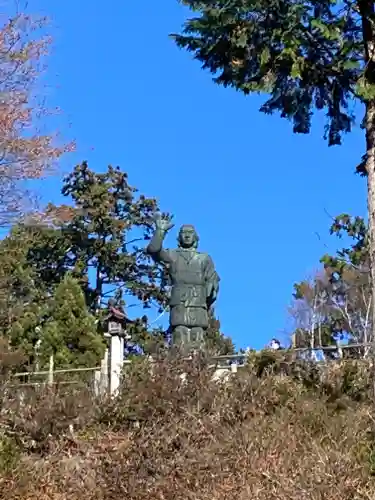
198, 250, 208, 257
197, 251, 211, 260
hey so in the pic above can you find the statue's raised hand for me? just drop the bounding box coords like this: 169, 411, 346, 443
155, 213, 174, 232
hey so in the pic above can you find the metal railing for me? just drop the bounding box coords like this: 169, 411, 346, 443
7, 342, 373, 395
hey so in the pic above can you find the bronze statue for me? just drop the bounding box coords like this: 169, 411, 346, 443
146, 214, 220, 349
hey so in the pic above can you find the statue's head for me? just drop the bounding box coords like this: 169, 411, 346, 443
178, 224, 199, 249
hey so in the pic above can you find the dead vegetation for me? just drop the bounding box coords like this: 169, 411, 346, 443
0, 351, 375, 500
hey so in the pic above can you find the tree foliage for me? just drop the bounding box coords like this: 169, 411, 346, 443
321, 213, 368, 273
25, 161, 169, 313
40, 275, 105, 369
173, 0, 362, 146
291, 274, 336, 349
0, 229, 106, 368
205, 307, 235, 355
173, 0, 375, 343
0, 11, 74, 224
0, 161, 174, 364
291, 214, 371, 352
0, 226, 47, 360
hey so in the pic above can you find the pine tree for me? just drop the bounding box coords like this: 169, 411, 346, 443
0, 226, 48, 361
27, 162, 168, 314
0, 162, 170, 360
0, 231, 105, 368
40, 275, 105, 369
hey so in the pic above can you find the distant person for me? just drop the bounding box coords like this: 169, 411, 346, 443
269, 338, 282, 350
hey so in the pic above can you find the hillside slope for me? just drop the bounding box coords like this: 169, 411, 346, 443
0, 352, 374, 500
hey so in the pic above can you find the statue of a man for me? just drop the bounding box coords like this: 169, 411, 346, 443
146, 215, 220, 349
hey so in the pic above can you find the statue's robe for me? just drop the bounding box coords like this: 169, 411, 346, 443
147, 236, 219, 329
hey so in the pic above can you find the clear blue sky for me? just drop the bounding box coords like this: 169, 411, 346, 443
32, 0, 366, 350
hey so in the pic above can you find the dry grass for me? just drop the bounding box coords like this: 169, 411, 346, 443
1, 351, 375, 500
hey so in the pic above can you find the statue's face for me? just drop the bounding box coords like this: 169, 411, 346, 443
179, 225, 197, 248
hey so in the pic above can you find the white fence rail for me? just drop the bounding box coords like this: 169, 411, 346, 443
8, 339, 373, 397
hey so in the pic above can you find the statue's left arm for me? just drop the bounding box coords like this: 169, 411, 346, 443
204, 255, 220, 308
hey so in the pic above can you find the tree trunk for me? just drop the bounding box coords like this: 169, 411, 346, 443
366, 102, 375, 343
365, 125, 375, 397
95, 266, 103, 315
360, 0, 375, 343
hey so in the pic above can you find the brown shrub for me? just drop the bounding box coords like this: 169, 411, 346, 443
1, 352, 375, 500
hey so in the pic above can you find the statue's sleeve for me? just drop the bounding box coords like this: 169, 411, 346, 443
146, 229, 174, 264
205, 255, 220, 304
205, 255, 218, 281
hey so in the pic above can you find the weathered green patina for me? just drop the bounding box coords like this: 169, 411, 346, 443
147, 215, 220, 349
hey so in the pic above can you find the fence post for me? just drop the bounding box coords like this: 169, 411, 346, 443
34, 338, 41, 372
94, 369, 101, 396
99, 346, 109, 395
230, 362, 238, 374
336, 340, 343, 359
48, 354, 54, 386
